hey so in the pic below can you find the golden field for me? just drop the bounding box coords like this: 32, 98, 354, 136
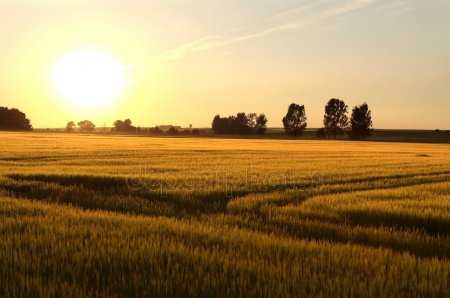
1, 132, 450, 297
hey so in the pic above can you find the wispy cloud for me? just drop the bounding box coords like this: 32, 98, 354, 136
376, 0, 413, 16
160, 0, 379, 61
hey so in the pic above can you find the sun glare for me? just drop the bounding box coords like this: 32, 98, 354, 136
52, 49, 126, 108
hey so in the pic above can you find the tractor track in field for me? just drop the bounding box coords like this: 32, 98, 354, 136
0, 169, 449, 217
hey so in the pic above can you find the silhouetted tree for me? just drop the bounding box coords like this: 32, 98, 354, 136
0, 107, 32, 131
124, 119, 132, 129
255, 114, 268, 134
350, 103, 372, 138
66, 121, 75, 132
323, 98, 348, 136
113, 119, 135, 132
282, 103, 307, 136
235, 113, 251, 134
77, 120, 96, 132
114, 120, 124, 130
212, 115, 227, 134
212, 113, 268, 135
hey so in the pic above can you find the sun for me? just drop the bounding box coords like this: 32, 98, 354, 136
52, 49, 126, 108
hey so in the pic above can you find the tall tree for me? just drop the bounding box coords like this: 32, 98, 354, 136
282, 103, 307, 136
0, 107, 32, 131
350, 103, 373, 138
323, 98, 348, 136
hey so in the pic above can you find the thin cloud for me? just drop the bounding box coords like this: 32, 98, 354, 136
160, 0, 379, 61
376, 0, 413, 16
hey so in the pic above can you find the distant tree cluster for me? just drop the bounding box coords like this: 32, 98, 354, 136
212, 99, 373, 138
66, 120, 96, 132
78, 120, 96, 132
212, 113, 267, 135
0, 107, 32, 131
63, 118, 203, 136
113, 119, 136, 132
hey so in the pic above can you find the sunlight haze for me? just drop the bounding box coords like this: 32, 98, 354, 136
0, 0, 449, 129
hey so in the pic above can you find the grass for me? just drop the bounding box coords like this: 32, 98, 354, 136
1, 131, 450, 297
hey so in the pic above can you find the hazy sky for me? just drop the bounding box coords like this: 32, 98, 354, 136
0, 0, 449, 129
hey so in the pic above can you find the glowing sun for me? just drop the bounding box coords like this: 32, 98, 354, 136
52, 49, 126, 108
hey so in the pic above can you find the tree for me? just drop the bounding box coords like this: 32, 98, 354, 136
323, 98, 348, 136
77, 120, 96, 132
282, 103, 307, 136
123, 119, 133, 130
113, 119, 135, 132
235, 113, 251, 134
350, 103, 372, 138
255, 114, 268, 134
66, 121, 75, 132
212, 115, 227, 134
113, 120, 124, 131
0, 107, 32, 131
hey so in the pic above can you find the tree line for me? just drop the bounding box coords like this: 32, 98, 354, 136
66, 119, 137, 133
212, 98, 373, 138
1, 98, 372, 138
65, 118, 201, 135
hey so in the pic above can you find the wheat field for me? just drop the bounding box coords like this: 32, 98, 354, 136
1, 132, 450, 297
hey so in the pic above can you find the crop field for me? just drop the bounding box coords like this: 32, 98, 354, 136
1, 132, 450, 297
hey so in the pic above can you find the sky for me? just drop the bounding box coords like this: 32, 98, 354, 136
0, 0, 449, 129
